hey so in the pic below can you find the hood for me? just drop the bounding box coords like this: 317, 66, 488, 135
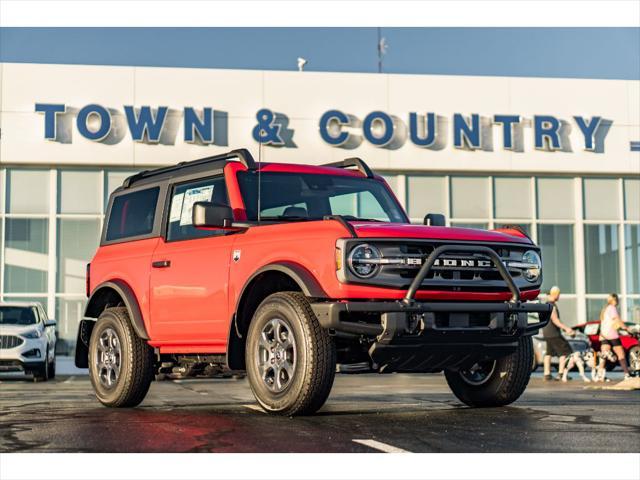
0, 323, 42, 336
349, 222, 532, 245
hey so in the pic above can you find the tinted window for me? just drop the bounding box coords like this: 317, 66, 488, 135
0, 306, 38, 325
106, 187, 159, 241
167, 177, 228, 241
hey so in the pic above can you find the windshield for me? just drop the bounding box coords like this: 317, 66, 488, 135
0, 306, 38, 325
237, 172, 407, 223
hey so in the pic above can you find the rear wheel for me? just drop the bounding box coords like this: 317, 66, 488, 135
88, 307, 154, 407
245, 292, 336, 416
445, 336, 533, 407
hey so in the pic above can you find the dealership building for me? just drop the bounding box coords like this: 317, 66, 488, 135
0, 62, 638, 354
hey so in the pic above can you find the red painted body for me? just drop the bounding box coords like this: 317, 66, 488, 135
575, 321, 639, 354
89, 161, 540, 354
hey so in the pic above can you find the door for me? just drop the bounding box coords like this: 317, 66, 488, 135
150, 175, 234, 350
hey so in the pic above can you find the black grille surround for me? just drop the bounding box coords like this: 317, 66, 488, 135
336, 238, 542, 293
0, 335, 25, 349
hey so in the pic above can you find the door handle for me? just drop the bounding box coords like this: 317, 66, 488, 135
152, 260, 171, 268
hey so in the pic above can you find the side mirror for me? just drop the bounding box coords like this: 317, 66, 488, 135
192, 201, 234, 228
44, 319, 56, 328
424, 213, 446, 227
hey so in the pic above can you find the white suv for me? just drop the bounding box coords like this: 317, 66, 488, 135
0, 302, 57, 381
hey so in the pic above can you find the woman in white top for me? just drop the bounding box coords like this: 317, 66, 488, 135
597, 293, 631, 380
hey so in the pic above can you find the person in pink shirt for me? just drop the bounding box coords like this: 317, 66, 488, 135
597, 293, 632, 380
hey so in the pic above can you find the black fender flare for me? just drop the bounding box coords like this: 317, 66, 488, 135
84, 280, 149, 340
240, 261, 327, 302
226, 262, 327, 370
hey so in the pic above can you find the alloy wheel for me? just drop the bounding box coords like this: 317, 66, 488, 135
256, 317, 297, 393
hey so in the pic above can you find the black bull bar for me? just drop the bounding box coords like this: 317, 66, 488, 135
311, 245, 552, 372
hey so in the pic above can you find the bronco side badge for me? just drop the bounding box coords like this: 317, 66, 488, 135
232, 250, 241, 263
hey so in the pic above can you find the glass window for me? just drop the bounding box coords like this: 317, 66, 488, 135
6, 169, 50, 214
494, 177, 532, 219
407, 176, 446, 220
4, 218, 48, 293
0, 305, 38, 325
624, 179, 640, 221
584, 224, 620, 294
58, 170, 101, 214
106, 187, 159, 242
380, 175, 399, 198
57, 219, 101, 293
237, 171, 407, 223
536, 178, 574, 220
625, 224, 640, 294
3, 297, 48, 315
55, 297, 87, 356
537, 224, 575, 293
450, 177, 489, 219
167, 177, 229, 241
586, 298, 608, 323
583, 178, 620, 220
0, 169, 5, 213
450, 222, 489, 230
627, 298, 640, 325
105, 171, 137, 211
555, 297, 578, 327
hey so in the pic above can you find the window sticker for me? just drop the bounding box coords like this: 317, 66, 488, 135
180, 186, 214, 226
169, 193, 184, 223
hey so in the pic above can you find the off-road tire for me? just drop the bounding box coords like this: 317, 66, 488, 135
445, 336, 533, 407
245, 292, 336, 416
88, 307, 154, 407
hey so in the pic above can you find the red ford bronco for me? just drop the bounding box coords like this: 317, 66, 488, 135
76, 148, 551, 415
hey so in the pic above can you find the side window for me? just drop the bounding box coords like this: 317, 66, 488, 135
167, 176, 228, 242
106, 187, 159, 241
38, 306, 47, 322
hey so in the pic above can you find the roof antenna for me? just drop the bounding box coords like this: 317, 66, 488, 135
257, 138, 262, 224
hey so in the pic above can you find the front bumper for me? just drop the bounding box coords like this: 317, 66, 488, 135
311, 300, 552, 337
312, 300, 551, 373
0, 337, 47, 372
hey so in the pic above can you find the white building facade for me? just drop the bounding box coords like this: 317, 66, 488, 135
0, 63, 638, 354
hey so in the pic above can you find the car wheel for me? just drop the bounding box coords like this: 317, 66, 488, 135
88, 307, 155, 407
627, 346, 640, 373
445, 336, 533, 407
245, 292, 336, 416
33, 347, 49, 382
47, 353, 56, 379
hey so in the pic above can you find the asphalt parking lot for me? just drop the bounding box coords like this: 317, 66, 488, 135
0, 371, 638, 453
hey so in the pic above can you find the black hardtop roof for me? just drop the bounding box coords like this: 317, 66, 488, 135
119, 149, 373, 191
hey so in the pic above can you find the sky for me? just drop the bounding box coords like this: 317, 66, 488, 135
0, 27, 638, 80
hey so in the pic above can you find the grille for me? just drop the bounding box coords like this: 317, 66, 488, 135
0, 335, 24, 349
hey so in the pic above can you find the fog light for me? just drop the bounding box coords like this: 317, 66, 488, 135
23, 349, 41, 358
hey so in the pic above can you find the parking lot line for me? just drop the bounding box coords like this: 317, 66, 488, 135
352, 439, 410, 453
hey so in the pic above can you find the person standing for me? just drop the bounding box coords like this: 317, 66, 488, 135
542, 286, 575, 381
596, 293, 632, 380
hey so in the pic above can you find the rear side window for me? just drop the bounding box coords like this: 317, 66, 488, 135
106, 187, 159, 241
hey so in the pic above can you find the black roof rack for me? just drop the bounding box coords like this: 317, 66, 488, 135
322, 157, 374, 178
122, 148, 257, 189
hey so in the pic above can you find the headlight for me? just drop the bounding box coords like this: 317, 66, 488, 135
22, 329, 42, 339
348, 244, 381, 278
521, 250, 541, 282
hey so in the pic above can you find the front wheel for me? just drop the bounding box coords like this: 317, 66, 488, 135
245, 292, 336, 416
445, 336, 533, 407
